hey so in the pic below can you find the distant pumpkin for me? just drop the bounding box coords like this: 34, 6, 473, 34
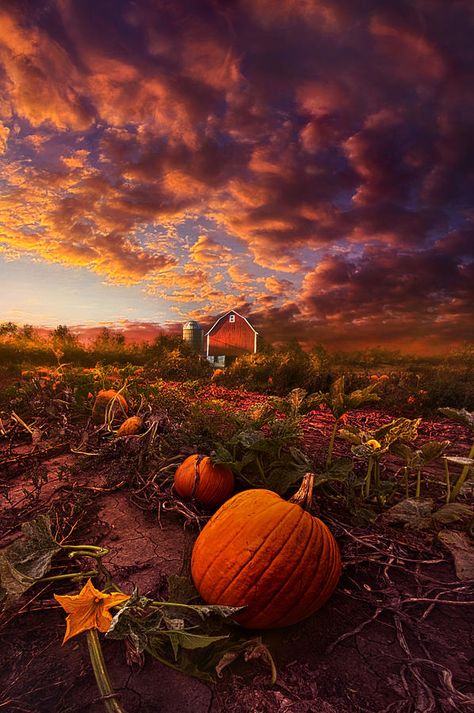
191, 474, 341, 629
174, 455, 234, 508
117, 415, 142, 436
92, 389, 128, 424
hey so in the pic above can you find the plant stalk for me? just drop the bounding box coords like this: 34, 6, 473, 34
415, 467, 422, 498
326, 419, 339, 468
448, 441, 474, 503
364, 458, 373, 498
444, 458, 451, 504
86, 629, 125, 713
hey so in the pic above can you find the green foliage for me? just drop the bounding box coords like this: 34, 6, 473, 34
213, 391, 311, 494
106, 591, 272, 682
340, 417, 421, 454
322, 376, 381, 419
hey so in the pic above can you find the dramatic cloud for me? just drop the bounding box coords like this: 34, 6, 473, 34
0, 0, 473, 350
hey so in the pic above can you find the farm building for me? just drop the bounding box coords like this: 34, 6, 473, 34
205, 310, 258, 365
182, 320, 203, 353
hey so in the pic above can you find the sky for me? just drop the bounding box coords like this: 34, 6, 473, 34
0, 0, 473, 352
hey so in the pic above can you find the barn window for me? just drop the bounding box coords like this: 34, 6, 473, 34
229, 314, 235, 323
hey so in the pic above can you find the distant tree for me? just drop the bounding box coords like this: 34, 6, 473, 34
0, 322, 18, 337
256, 337, 274, 355
94, 327, 126, 350
53, 324, 70, 340
21, 324, 35, 339
310, 343, 330, 371
284, 337, 304, 355
53, 324, 78, 345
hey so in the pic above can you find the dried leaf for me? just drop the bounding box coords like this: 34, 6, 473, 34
380, 498, 434, 528
0, 515, 61, 607
432, 503, 473, 525
438, 531, 474, 580
167, 574, 198, 604
438, 408, 474, 430
445, 456, 474, 467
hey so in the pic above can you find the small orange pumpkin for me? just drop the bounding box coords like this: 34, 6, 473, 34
191, 474, 341, 629
174, 455, 234, 508
92, 389, 128, 424
117, 415, 142, 436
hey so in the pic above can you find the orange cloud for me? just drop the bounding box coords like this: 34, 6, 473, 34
0, 121, 9, 153
189, 235, 232, 264
0, 9, 93, 130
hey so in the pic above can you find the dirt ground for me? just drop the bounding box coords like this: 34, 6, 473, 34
1, 407, 473, 713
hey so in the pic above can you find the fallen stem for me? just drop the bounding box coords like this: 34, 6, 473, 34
38, 570, 97, 583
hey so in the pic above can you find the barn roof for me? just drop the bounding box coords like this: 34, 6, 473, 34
204, 310, 259, 337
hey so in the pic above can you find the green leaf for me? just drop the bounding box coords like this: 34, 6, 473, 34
391, 442, 416, 464
338, 427, 362, 445
345, 383, 380, 411
0, 515, 61, 608
330, 376, 346, 419
167, 574, 198, 604
326, 457, 354, 479
265, 464, 305, 495
419, 440, 450, 463
107, 591, 245, 681
210, 445, 233, 465
165, 631, 229, 661
375, 418, 420, 447
313, 458, 354, 486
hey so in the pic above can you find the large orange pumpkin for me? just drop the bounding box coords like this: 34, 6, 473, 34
92, 389, 128, 424
191, 474, 341, 629
174, 455, 234, 508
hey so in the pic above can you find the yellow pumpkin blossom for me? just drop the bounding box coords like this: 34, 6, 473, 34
366, 439, 382, 450
54, 579, 129, 644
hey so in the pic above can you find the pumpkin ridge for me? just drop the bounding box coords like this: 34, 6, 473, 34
192, 497, 284, 591
310, 527, 341, 604
214, 505, 302, 602
248, 513, 315, 624
270, 521, 336, 627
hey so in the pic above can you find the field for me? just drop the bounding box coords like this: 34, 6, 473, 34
1, 356, 473, 713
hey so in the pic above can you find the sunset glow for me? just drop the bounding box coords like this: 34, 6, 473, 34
0, 0, 473, 351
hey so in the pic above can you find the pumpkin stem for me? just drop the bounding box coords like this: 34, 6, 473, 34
289, 473, 314, 510
191, 454, 205, 498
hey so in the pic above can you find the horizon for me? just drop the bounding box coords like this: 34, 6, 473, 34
3, 319, 472, 358
1, 1, 473, 354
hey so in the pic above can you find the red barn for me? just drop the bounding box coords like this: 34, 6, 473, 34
205, 310, 258, 361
